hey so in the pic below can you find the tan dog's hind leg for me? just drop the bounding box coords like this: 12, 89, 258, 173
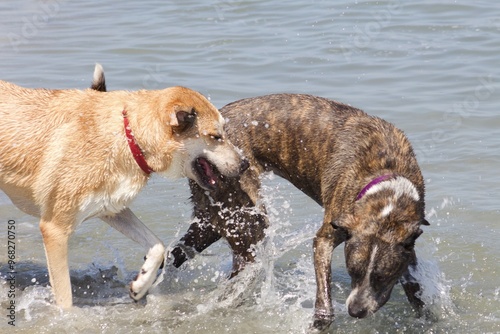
101, 208, 166, 301
40, 218, 73, 309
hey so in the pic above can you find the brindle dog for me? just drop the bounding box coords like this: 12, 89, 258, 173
171, 95, 430, 331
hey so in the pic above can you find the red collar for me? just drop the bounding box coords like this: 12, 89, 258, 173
122, 110, 154, 175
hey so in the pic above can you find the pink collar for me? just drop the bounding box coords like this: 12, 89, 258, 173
123, 110, 153, 175
356, 174, 394, 201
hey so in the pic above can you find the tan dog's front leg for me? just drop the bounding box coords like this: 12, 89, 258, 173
130, 243, 165, 300
101, 208, 165, 301
40, 218, 73, 309
312, 221, 344, 332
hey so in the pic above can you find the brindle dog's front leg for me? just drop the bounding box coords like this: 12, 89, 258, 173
170, 219, 222, 268
400, 251, 425, 316
312, 221, 345, 331
169, 180, 224, 267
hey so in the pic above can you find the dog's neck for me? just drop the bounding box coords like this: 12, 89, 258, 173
122, 110, 154, 175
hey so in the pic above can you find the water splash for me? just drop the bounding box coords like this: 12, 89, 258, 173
411, 258, 456, 319
0, 188, 468, 333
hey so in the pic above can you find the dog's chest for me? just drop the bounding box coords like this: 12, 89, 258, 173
77, 175, 143, 222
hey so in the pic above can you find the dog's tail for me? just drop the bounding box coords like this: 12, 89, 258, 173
91, 63, 107, 92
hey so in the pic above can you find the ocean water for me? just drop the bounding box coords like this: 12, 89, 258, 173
1, 1, 499, 333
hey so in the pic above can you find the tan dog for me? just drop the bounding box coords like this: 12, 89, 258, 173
0, 67, 247, 308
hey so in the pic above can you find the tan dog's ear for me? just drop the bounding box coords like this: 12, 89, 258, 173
168, 112, 179, 126
171, 110, 196, 134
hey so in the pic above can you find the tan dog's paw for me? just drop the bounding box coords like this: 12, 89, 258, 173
129, 243, 165, 301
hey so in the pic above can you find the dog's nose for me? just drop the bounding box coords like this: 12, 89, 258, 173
348, 304, 368, 319
240, 159, 250, 172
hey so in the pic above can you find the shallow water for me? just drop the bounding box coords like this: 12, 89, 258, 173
1, 1, 499, 333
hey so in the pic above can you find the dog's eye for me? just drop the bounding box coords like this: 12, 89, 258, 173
370, 272, 384, 287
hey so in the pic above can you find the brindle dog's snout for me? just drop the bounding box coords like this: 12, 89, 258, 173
240, 158, 250, 173
348, 302, 369, 319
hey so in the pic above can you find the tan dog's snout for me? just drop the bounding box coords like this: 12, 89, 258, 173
186, 139, 247, 191
208, 142, 247, 176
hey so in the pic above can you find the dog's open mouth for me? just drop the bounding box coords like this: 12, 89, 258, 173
194, 157, 219, 190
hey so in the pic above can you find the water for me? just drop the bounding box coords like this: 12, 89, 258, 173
1, 1, 499, 333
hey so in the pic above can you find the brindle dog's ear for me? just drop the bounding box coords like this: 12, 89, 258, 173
171, 109, 196, 134
421, 218, 430, 226
403, 228, 423, 249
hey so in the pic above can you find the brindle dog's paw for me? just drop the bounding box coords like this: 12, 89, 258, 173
416, 305, 436, 322
309, 314, 334, 333
129, 243, 165, 301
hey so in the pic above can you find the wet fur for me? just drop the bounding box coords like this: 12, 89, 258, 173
0, 69, 245, 308
175, 94, 429, 331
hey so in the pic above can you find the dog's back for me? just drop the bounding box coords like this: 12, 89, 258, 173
0, 81, 98, 163
0, 82, 61, 206
221, 94, 360, 202
0, 81, 116, 215
220, 94, 423, 208
0, 81, 58, 151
